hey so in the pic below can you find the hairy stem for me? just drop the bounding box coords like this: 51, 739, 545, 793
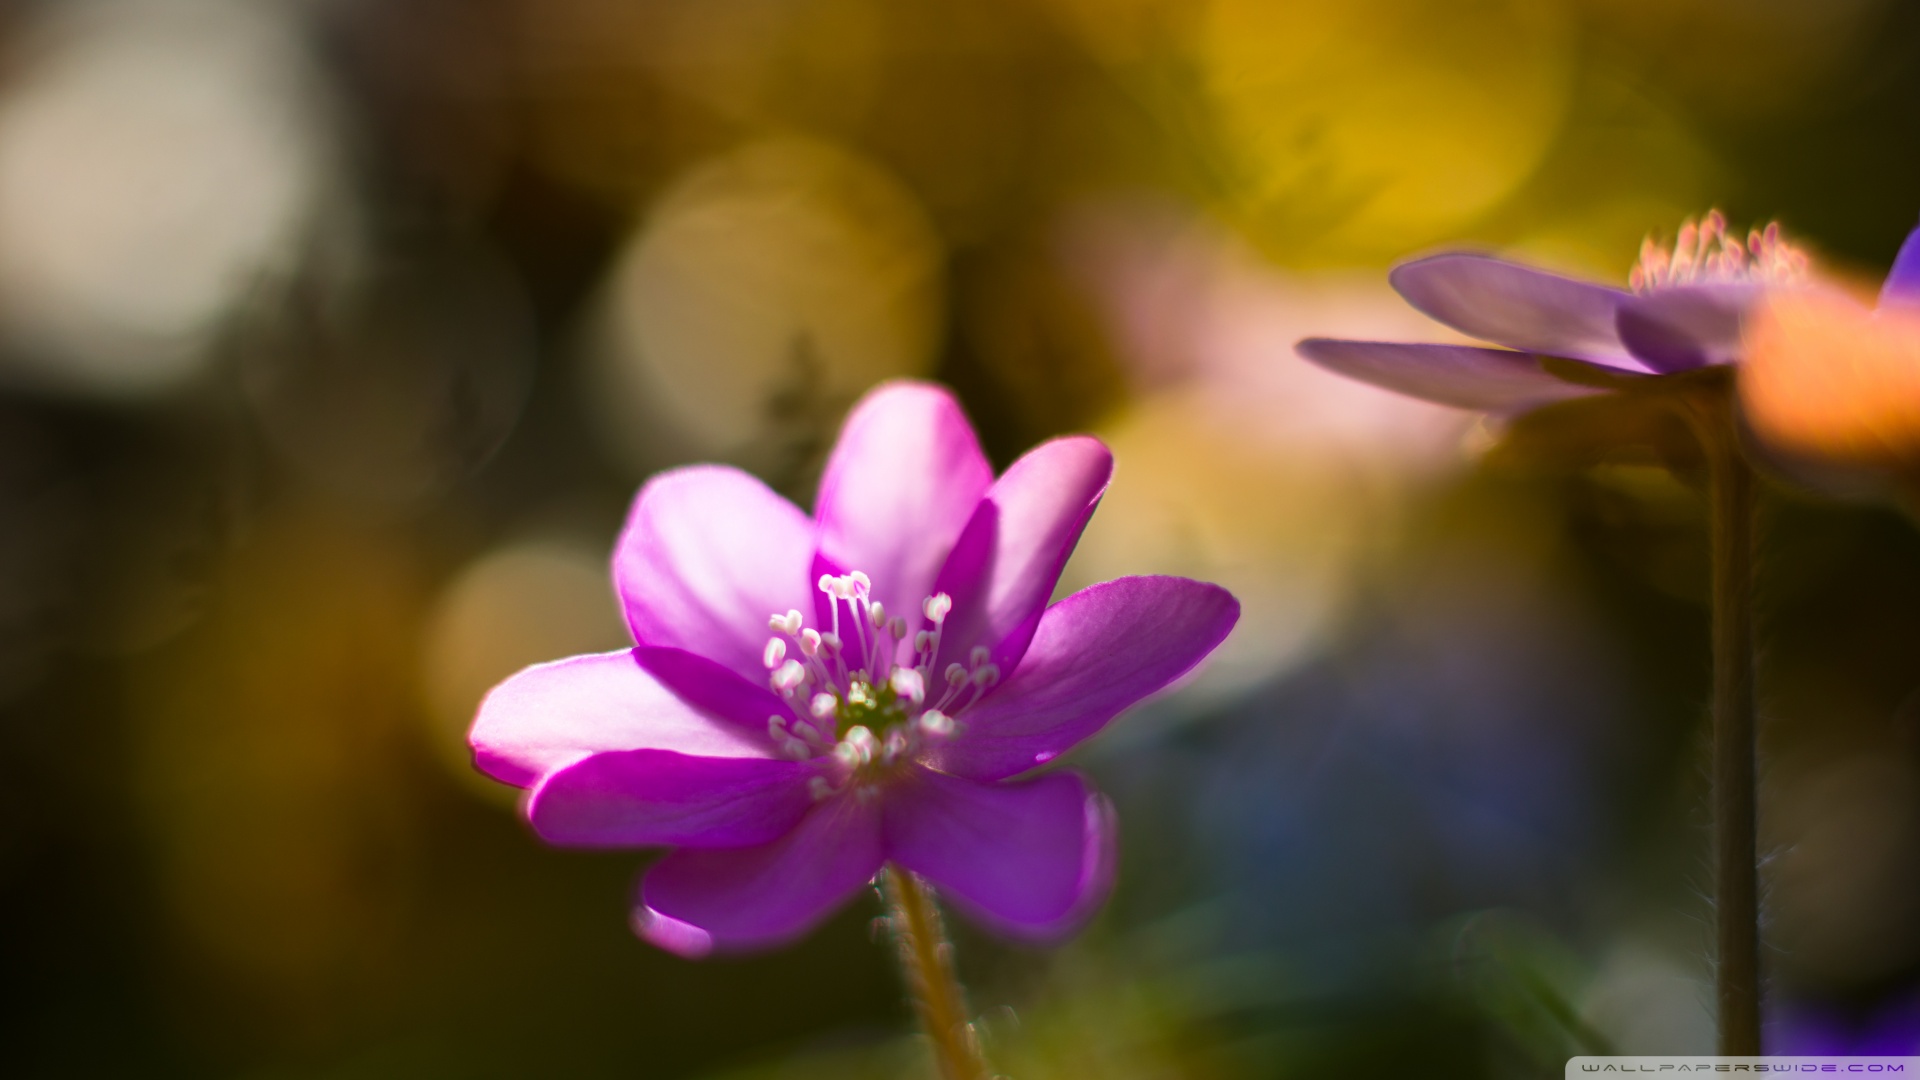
882, 865, 993, 1080
1684, 389, 1762, 1055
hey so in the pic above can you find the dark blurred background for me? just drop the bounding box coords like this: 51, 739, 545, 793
5, 0, 1920, 1076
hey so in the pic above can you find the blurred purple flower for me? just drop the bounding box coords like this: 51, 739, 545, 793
1296, 211, 1810, 412
1770, 987, 1920, 1054
469, 381, 1239, 956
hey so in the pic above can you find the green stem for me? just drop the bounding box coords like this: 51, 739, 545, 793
1683, 389, 1762, 1055
882, 865, 993, 1080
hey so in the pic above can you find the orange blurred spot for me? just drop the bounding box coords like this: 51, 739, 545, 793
1740, 288, 1920, 468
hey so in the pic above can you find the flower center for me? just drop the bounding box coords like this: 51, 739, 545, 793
1628, 209, 1809, 294
760, 571, 1000, 799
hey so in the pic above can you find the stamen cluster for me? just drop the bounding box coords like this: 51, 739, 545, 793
1629, 210, 1809, 294
761, 571, 1002, 799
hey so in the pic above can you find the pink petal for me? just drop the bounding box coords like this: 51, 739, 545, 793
883, 767, 1115, 941
813, 382, 994, 629
613, 466, 817, 682
527, 749, 814, 848
1879, 224, 1920, 311
1294, 339, 1607, 412
930, 436, 1113, 673
1390, 253, 1646, 369
470, 650, 772, 790
635, 791, 884, 953
928, 576, 1239, 781
1615, 283, 1757, 371
633, 646, 798, 728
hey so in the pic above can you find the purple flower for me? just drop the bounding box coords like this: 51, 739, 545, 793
469, 381, 1239, 956
1296, 211, 1811, 412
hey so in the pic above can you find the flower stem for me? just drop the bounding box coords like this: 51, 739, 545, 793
1682, 387, 1762, 1055
881, 865, 993, 1080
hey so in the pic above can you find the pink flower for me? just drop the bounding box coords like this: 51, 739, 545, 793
470, 381, 1239, 956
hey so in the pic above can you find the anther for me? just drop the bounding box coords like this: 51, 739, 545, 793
918, 710, 954, 737
890, 668, 926, 705
771, 659, 807, 692
820, 632, 842, 652
971, 663, 1000, 689
914, 630, 933, 653
923, 593, 952, 624
800, 628, 822, 657
969, 645, 991, 668
945, 663, 968, 688
810, 692, 838, 719
809, 776, 834, 800
767, 714, 788, 739
848, 570, 871, 596
889, 616, 907, 640
818, 573, 837, 595
763, 638, 787, 669
869, 602, 887, 630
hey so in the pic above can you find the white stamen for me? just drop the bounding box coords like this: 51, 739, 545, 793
848, 570, 871, 596
882, 727, 909, 763
969, 645, 991, 668
944, 662, 968, 688
971, 663, 1000, 689
923, 593, 951, 624
763, 638, 787, 669
890, 668, 926, 705
771, 659, 807, 692
817, 574, 837, 595
868, 601, 886, 630
783, 737, 811, 760
914, 630, 933, 653
833, 742, 860, 768
770, 609, 803, 636
820, 632, 842, 652
800, 628, 822, 657
767, 714, 788, 739
889, 616, 907, 640
810, 692, 838, 719
918, 709, 954, 737
809, 776, 834, 800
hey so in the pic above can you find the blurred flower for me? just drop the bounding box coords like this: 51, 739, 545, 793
470, 381, 1238, 955
1771, 985, 1920, 1054
1297, 211, 1810, 412
1740, 224, 1920, 475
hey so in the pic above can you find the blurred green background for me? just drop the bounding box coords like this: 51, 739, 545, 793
6, 0, 1920, 1076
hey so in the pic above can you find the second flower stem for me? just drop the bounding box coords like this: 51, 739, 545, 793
1687, 390, 1761, 1055
882, 865, 992, 1080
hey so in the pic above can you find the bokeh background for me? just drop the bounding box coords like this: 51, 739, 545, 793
6, 0, 1920, 1076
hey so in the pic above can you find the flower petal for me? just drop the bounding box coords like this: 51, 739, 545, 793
1880, 224, 1920, 311
1389, 253, 1643, 368
633, 646, 798, 728
883, 767, 1115, 941
929, 436, 1113, 673
928, 576, 1238, 781
470, 650, 772, 790
813, 382, 994, 626
635, 791, 883, 954
614, 466, 817, 681
527, 749, 814, 848
1294, 338, 1605, 412
1615, 283, 1757, 372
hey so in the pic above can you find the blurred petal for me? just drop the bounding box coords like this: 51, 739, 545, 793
884, 767, 1114, 941
637, 792, 883, 953
1741, 289, 1920, 468
1880, 224, 1920, 311
527, 749, 813, 848
633, 646, 798, 727
1616, 283, 1755, 371
1389, 254, 1641, 367
1295, 338, 1604, 411
930, 436, 1113, 673
470, 651, 773, 790
614, 466, 816, 681
929, 576, 1240, 781
814, 381, 993, 624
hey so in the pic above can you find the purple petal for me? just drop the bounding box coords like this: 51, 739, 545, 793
614, 466, 816, 682
635, 791, 883, 954
813, 382, 994, 629
928, 576, 1239, 781
1389, 253, 1643, 368
470, 650, 772, 790
527, 749, 814, 848
929, 436, 1113, 674
883, 766, 1115, 941
633, 646, 798, 728
1879, 224, 1920, 311
1615, 283, 1757, 371
1294, 338, 1606, 412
